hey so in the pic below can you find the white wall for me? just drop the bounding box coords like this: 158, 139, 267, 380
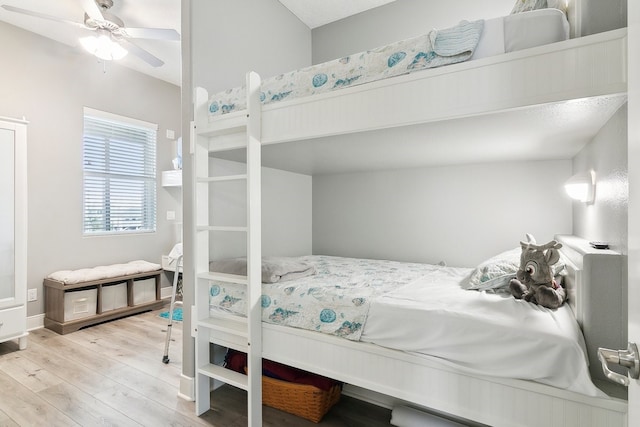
207, 158, 312, 260
571, 101, 628, 391
0, 22, 181, 317
191, 0, 311, 92
572, 104, 628, 254
309, 0, 573, 268
313, 160, 572, 267
311, 0, 512, 63
311, 0, 628, 64
262, 167, 313, 256
578, 0, 627, 36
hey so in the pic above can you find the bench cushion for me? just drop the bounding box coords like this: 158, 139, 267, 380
47, 260, 161, 285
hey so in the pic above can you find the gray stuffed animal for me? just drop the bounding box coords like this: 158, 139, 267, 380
509, 235, 567, 309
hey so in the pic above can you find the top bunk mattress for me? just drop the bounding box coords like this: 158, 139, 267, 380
206, 8, 569, 118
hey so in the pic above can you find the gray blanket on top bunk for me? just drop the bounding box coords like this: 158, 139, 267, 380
208, 19, 484, 116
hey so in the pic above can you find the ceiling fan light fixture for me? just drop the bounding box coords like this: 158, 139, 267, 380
80, 29, 127, 61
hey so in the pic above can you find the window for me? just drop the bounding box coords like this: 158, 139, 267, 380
83, 108, 157, 234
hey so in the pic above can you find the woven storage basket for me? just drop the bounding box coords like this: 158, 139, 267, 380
246, 368, 342, 423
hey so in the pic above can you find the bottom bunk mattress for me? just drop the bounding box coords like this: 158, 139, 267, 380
207, 255, 603, 397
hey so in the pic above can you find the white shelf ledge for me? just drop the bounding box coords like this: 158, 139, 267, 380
162, 170, 182, 187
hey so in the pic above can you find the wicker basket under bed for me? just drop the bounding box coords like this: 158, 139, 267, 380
245, 368, 342, 423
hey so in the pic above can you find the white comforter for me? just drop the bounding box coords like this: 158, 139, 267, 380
361, 266, 603, 397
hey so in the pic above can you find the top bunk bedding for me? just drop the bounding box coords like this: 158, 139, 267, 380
208, 254, 603, 398
195, 7, 626, 155
206, 8, 569, 119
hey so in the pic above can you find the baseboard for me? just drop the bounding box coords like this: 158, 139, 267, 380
27, 313, 45, 331
179, 374, 195, 401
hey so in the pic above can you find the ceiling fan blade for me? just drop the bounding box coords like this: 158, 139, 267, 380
80, 0, 104, 22
118, 39, 164, 67
1, 4, 88, 29
121, 27, 180, 41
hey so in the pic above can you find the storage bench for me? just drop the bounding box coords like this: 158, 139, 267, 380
43, 261, 163, 334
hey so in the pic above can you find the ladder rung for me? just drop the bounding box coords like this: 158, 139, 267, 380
199, 363, 248, 390
209, 337, 248, 354
199, 110, 248, 137
197, 225, 247, 232
198, 271, 248, 284
199, 315, 248, 353
199, 316, 247, 336
197, 174, 247, 183
208, 138, 247, 153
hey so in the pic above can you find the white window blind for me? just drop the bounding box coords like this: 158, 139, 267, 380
83, 108, 157, 234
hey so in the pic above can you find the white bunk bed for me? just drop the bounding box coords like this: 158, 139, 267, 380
192, 3, 629, 426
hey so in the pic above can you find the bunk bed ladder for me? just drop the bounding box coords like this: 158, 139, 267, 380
194, 72, 262, 426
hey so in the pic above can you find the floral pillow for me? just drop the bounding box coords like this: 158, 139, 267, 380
510, 0, 548, 14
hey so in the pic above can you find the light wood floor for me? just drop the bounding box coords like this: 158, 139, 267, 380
0, 307, 391, 426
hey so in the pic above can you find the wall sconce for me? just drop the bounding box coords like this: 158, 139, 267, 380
80, 29, 128, 61
564, 170, 596, 204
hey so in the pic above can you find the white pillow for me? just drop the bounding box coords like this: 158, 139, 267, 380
510, 0, 548, 14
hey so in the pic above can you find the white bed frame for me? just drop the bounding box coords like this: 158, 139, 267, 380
195, 28, 626, 147
256, 235, 629, 427
199, 239, 629, 427
192, 8, 629, 426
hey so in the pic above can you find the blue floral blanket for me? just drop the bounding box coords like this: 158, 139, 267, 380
207, 19, 484, 116
209, 255, 446, 341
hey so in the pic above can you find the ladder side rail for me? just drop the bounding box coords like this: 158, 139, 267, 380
194, 118, 210, 287
246, 71, 263, 427
194, 87, 210, 132
193, 112, 212, 415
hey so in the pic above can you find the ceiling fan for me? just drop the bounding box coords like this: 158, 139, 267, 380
1, 0, 180, 67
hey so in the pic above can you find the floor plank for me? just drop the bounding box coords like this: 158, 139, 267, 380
37, 382, 142, 427
94, 387, 210, 427
0, 408, 19, 427
61, 325, 182, 386
0, 306, 393, 426
0, 370, 79, 427
17, 340, 122, 396
0, 352, 64, 393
